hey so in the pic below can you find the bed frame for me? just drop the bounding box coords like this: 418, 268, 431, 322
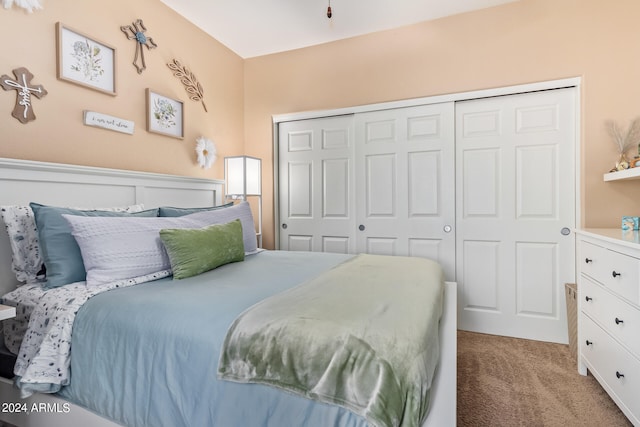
0, 157, 456, 427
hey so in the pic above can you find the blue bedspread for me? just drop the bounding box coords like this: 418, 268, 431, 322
59, 251, 370, 427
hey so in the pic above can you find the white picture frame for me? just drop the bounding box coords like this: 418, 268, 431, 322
56, 22, 116, 96
146, 89, 184, 139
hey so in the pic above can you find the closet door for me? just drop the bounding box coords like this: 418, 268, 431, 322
355, 102, 456, 280
278, 115, 355, 253
455, 87, 576, 343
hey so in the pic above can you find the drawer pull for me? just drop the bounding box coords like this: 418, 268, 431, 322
615, 317, 624, 325
585, 296, 593, 302
585, 340, 593, 346
612, 271, 621, 278
585, 258, 593, 264
616, 371, 625, 379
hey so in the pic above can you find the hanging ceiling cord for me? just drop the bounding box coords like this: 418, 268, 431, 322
327, 0, 332, 18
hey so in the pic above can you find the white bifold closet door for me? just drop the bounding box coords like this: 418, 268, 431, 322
278, 103, 456, 281
455, 87, 576, 343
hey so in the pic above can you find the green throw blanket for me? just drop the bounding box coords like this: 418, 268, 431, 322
217, 254, 445, 427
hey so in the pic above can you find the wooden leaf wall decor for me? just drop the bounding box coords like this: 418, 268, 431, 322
167, 59, 207, 112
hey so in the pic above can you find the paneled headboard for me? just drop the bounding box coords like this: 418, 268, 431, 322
0, 157, 224, 295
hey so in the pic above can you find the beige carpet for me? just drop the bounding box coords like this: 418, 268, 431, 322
457, 331, 632, 427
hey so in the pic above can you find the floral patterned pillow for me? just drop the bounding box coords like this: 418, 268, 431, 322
0, 204, 146, 285
1, 206, 42, 284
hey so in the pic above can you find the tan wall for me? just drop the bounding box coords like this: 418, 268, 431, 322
3, 0, 640, 250
245, 0, 640, 249
0, 0, 244, 180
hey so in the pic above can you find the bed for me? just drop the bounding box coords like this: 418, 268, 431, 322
0, 158, 457, 427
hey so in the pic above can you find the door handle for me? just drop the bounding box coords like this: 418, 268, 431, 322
281, 223, 288, 229
443, 225, 452, 233
358, 224, 365, 231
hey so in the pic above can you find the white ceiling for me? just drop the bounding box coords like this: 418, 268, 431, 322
160, 0, 519, 58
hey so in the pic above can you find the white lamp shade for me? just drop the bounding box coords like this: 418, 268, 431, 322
225, 156, 261, 196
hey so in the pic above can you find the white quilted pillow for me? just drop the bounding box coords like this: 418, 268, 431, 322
63, 202, 257, 286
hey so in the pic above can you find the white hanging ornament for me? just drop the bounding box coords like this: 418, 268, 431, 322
195, 137, 217, 169
3, 0, 43, 12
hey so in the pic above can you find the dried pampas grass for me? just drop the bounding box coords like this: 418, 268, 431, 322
606, 117, 640, 155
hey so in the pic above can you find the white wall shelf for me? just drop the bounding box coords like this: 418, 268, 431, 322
604, 168, 640, 182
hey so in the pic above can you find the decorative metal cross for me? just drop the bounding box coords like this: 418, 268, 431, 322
121, 19, 158, 74
0, 67, 47, 124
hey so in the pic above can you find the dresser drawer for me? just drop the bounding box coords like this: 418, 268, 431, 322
581, 314, 640, 423
582, 277, 640, 357
606, 249, 640, 304
579, 240, 640, 304
580, 240, 609, 283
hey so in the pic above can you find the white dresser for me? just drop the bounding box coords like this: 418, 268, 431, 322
576, 229, 640, 426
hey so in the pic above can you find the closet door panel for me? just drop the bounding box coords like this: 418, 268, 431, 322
356, 102, 456, 281
323, 158, 350, 218
462, 240, 500, 311
365, 153, 396, 217
288, 161, 312, 217
366, 237, 397, 256
462, 149, 500, 217
288, 235, 313, 252
516, 145, 557, 218
456, 87, 576, 343
408, 151, 440, 217
409, 238, 443, 260
322, 236, 349, 254
279, 115, 355, 253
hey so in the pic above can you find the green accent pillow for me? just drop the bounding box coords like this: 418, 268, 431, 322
159, 219, 245, 280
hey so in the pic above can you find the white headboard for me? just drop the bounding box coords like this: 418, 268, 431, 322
0, 157, 224, 295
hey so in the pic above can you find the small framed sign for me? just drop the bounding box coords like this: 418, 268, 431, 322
83, 111, 134, 135
146, 89, 184, 139
56, 22, 117, 96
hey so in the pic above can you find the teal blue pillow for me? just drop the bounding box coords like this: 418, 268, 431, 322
158, 202, 234, 217
159, 219, 245, 280
30, 203, 159, 289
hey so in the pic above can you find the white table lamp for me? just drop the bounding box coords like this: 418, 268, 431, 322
225, 156, 262, 247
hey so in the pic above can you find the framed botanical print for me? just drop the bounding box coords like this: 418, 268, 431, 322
56, 22, 117, 95
146, 89, 184, 139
